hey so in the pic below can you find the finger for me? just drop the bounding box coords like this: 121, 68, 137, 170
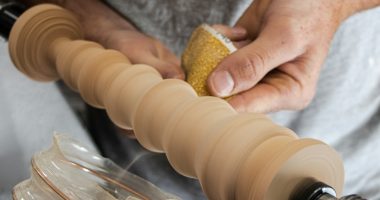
207, 23, 305, 98
151, 39, 181, 67
236, 0, 272, 39
233, 39, 251, 49
114, 32, 184, 80
229, 72, 299, 113
228, 60, 317, 113
130, 51, 185, 79
128, 53, 183, 79
211, 24, 248, 41
211, 24, 250, 49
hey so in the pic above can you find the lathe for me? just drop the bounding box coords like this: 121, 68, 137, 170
1, 2, 367, 200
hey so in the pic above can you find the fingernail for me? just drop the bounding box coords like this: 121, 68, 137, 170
211, 70, 234, 97
232, 26, 247, 36
170, 70, 186, 80
164, 68, 185, 80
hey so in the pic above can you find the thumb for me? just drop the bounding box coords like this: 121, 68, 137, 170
207, 28, 303, 98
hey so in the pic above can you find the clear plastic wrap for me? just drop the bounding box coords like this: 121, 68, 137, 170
12, 134, 180, 200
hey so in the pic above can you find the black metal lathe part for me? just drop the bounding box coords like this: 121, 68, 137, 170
0, 0, 26, 39
290, 178, 368, 200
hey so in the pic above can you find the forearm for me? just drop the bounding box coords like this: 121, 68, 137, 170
342, 0, 380, 19
19, 0, 136, 43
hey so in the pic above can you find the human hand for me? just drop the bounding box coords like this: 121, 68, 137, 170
99, 28, 184, 79
42, 0, 184, 138
207, 0, 359, 113
56, 0, 184, 79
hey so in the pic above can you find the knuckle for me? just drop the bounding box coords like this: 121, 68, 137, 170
232, 93, 250, 112
237, 52, 267, 80
294, 86, 315, 110
273, 73, 315, 111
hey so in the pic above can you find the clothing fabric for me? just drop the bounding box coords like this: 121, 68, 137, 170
270, 7, 380, 198
105, 0, 252, 56
0, 42, 95, 198
104, 0, 380, 199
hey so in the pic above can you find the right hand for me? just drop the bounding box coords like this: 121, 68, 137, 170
207, 0, 350, 113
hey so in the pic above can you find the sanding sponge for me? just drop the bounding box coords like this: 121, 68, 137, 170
182, 24, 236, 96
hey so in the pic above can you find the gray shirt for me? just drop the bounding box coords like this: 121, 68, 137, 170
105, 0, 380, 199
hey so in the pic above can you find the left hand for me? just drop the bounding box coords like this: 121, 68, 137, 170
207, 0, 355, 113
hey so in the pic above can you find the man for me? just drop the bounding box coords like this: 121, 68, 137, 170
18, 0, 380, 199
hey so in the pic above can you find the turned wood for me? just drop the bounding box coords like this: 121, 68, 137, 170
8, 4, 344, 200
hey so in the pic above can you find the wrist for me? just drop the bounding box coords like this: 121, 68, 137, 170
340, 1, 380, 20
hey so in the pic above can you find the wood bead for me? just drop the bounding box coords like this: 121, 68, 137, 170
104, 65, 162, 129
77, 49, 130, 108
56, 40, 103, 90
134, 79, 198, 152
